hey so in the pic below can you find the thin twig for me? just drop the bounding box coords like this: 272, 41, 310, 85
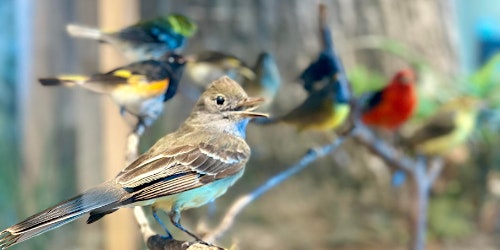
427, 157, 444, 185
352, 123, 414, 173
125, 122, 159, 248
203, 130, 352, 242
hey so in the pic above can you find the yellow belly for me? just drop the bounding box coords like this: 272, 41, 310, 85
417, 112, 476, 155
300, 104, 350, 131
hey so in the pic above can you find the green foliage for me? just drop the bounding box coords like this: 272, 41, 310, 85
428, 196, 474, 239
348, 66, 385, 96
470, 53, 500, 105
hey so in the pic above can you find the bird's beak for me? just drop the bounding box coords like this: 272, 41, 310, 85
235, 97, 269, 118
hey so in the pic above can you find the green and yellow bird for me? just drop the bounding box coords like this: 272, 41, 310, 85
39, 53, 187, 127
67, 14, 197, 61
407, 96, 482, 155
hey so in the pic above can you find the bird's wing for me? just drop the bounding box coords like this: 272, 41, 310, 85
106, 60, 170, 80
81, 61, 170, 89
116, 23, 168, 43
116, 19, 188, 49
281, 86, 329, 120
409, 110, 457, 145
114, 143, 247, 201
96, 60, 184, 102
194, 51, 232, 63
361, 90, 383, 113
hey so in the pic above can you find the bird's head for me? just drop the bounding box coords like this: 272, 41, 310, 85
394, 69, 416, 85
192, 76, 268, 121
156, 14, 198, 37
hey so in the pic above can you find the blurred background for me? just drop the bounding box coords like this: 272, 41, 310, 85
1, 0, 500, 249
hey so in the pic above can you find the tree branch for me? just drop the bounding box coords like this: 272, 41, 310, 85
351, 122, 446, 250
352, 122, 414, 173
203, 129, 352, 242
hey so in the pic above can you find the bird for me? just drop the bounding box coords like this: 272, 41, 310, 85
266, 76, 350, 132
360, 69, 418, 130
406, 96, 481, 156
242, 52, 281, 111
297, 5, 346, 94
185, 50, 255, 88
39, 53, 187, 128
67, 14, 197, 61
298, 48, 339, 93
0, 76, 268, 249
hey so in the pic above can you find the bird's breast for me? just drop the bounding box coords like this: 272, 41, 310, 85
153, 170, 245, 212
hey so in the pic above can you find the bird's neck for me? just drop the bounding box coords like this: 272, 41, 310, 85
183, 114, 250, 139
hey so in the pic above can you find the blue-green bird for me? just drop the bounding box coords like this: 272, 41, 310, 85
243, 52, 281, 111
67, 14, 197, 61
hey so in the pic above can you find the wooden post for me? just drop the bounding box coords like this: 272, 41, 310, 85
99, 1, 140, 250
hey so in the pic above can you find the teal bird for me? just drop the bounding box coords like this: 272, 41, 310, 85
243, 52, 281, 111
67, 14, 197, 61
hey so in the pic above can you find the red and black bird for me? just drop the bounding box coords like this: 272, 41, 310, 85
360, 69, 418, 130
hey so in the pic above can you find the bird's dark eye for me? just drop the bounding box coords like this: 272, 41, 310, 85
216, 96, 225, 105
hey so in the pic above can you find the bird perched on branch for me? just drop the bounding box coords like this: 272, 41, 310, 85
407, 96, 481, 156
360, 69, 418, 130
242, 52, 281, 111
185, 50, 255, 88
39, 53, 187, 128
67, 14, 197, 61
0, 76, 268, 249
264, 76, 350, 132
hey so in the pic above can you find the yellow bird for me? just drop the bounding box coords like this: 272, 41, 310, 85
407, 96, 482, 155
267, 77, 350, 132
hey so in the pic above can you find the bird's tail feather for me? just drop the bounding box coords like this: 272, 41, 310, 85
66, 24, 103, 40
0, 184, 122, 249
39, 75, 88, 87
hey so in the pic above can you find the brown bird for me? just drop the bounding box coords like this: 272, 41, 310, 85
0, 76, 267, 249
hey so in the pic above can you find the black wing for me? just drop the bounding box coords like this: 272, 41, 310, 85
409, 111, 457, 145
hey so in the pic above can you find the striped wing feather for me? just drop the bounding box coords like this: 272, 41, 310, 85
115, 143, 247, 201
